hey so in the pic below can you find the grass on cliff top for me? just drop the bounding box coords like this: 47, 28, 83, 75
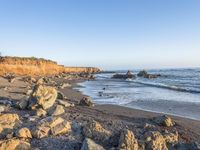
0, 56, 57, 64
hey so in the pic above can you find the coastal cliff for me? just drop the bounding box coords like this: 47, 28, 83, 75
0, 56, 100, 76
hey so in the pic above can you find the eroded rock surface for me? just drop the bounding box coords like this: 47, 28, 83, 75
28, 85, 57, 110
118, 129, 138, 150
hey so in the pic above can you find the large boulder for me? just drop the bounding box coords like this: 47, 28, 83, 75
0, 113, 20, 139
81, 138, 105, 150
137, 70, 161, 79
163, 131, 179, 145
51, 120, 71, 136
118, 129, 138, 150
79, 96, 94, 107
16, 127, 32, 139
155, 115, 175, 127
31, 116, 71, 138
57, 100, 73, 107
144, 131, 168, 150
83, 120, 111, 142
0, 113, 20, 129
112, 71, 135, 80
48, 105, 65, 116
28, 85, 57, 110
0, 139, 30, 150
35, 108, 47, 117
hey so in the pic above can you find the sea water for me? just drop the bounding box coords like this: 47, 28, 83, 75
77, 68, 200, 120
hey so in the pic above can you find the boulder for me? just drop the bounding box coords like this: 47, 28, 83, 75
0, 139, 30, 150
137, 70, 148, 77
16, 127, 32, 138
83, 120, 111, 141
0, 105, 5, 113
36, 78, 44, 85
57, 100, 73, 107
57, 91, 65, 100
31, 116, 65, 138
0, 113, 19, 121
0, 100, 13, 106
163, 131, 179, 144
155, 115, 175, 127
79, 96, 94, 107
48, 105, 65, 116
118, 129, 138, 150
112, 71, 135, 79
16, 100, 29, 110
51, 120, 71, 136
35, 108, 47, 117
81, 138, 105, 150
28, 85, 57, 110
32, 126, 50, 139
144, 131, 168, 150
0, 113, 21, 138
137, 70, 161, 79
59, 83, 71, 89
8, 78, 16, 83
174, 142, 200, 150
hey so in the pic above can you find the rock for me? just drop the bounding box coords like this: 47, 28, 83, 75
0, 139, 30, 150
16, 127, 32, 138
0, 114, 20, 137
16, 100, 29, 110
59, 83, 71, 89
163, 131, 179, 144
0, 105, 5, 113
48, 105, 65, 116
32, 126, 50, 139
26, 90, 33, 96
83, 120, 111, 141
79, 96, 94, 107
35, 108, 47, 117
36, 78, 44, 85
51, 120, 71, 136
137, 70, 148, 77
155, 115, 175, 127
0, 113, 19, 125
174, 142, 200, 150
0, 100, 12, 106
137, 70, 161, 79
144, 131, 168, 150
57, 100, 72, 107
32, 116, 65, 138
81, 138, 105, 150
9, 78, 16, 83
28, 85, 57, 110
57, 91, 65, 100
112, 71, 135, 79
23, 76, 36, 84
118, 129, 138, 150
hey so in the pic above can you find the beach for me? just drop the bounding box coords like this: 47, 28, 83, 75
0, 72, 200, 149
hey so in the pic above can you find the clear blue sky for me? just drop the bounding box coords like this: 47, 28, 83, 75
0, 0, 200, 70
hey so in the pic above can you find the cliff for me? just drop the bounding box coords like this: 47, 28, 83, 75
0, 56, 100, 76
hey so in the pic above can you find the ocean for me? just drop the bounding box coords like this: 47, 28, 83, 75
77, 68, 200, 120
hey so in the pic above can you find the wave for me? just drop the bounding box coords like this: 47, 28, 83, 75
130, 80, 200, 94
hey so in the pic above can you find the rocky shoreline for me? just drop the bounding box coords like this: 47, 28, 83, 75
0, 73, 200, 150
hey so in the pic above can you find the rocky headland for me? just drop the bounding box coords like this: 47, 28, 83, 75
0, 56, 100, 76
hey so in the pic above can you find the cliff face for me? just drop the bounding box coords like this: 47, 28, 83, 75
0, 56, 100, 76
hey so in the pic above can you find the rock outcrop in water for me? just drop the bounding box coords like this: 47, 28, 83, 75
137, 70, 161, 79
112, 70, 136, 79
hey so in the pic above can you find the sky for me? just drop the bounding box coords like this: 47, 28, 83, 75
0, 0, 200, 70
